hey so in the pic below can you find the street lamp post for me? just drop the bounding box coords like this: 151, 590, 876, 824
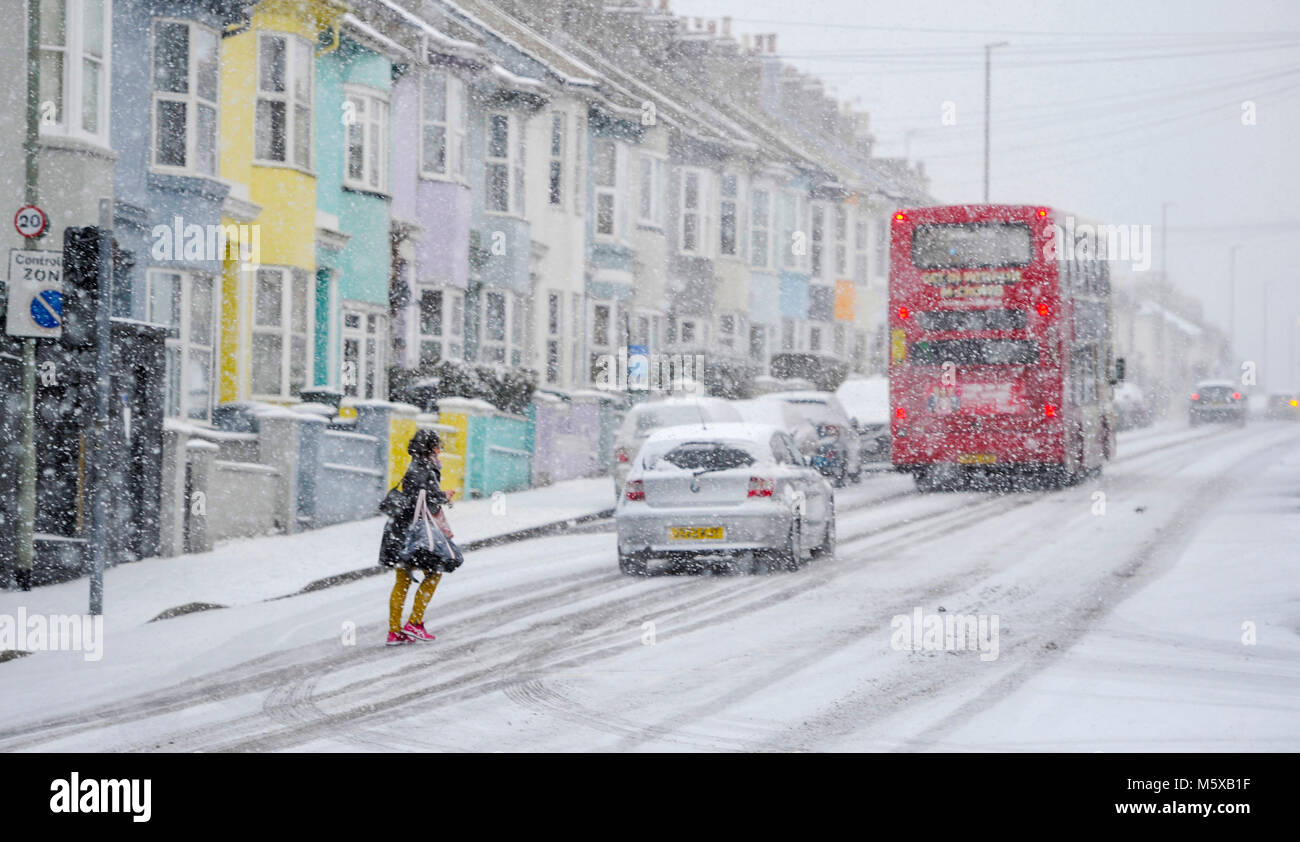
983, 41, 1009, 203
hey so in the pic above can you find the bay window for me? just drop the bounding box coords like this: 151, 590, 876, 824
548, 113, 566, 207
719, 173, 739, 257
593, 139, 618, 238
420, 69, 467, 180
751, 188, 771, 270
834, 205, 848, 277
39, 0, 111, 145
256, 33, 312, 169
418, 287, 464, 363
251, 267, 311, 399
344, 86, 389, 193
148, 269, 216, 421
152, 19, 218, 175
638, 154, 665, 227
854, 219, 869, 283
485, 112, 524, 215
679, 167, 713, 257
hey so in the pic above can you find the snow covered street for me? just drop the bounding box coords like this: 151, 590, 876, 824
2, 422, 1296, 752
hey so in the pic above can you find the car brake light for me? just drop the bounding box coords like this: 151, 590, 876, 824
624, 479, 645, 501
1044, 404, 1058, 418
822, 424, 839, 438
615, 446, 629, 463
1232, 392, 1241, 400
1191, 393, 1199, 401
747, 477, 775, 498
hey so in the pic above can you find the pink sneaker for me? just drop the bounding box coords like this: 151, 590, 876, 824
403, 621, 436, 642
386, 630, 414, 646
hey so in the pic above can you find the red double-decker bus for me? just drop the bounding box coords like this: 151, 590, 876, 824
888, 205, 1121, 490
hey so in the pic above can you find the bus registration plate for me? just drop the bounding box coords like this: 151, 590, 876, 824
958, 454, 997, 465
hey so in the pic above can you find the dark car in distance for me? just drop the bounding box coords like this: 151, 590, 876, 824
1189, 380, 1246, 427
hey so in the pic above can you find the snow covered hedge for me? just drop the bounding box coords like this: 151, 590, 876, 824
389, 360, 538, 416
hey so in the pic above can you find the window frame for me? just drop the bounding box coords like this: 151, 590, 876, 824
751, 186, 772, 270
147, 268, 217, 422
39, 0, 113, 146
254, 31, 313, 170
250, 266, 313, 401
150, 17, 219, 177
679, 166, 713, 257
592, 138, 620, 240
419, 68, 468, 182
485, 111, 524, 216
638, 152, 666, 228
343, 84, 391, 194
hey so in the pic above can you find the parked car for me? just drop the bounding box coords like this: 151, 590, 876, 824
612, 396, 743, 495
733, 398, 821, 462
1264, 393, 1299, 420
615, 423, 835, 575
836, 375, 891, 465
758, 391, 862, 485
1113, 381, 1153, 430
1188, 380, 1247, 427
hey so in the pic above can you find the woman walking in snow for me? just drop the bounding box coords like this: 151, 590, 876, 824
379, 429, 454, 645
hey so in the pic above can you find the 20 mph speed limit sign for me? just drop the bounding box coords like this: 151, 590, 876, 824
14, 205, 48, 239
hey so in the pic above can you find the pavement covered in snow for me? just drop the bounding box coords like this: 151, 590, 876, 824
1, 424, 1297, 752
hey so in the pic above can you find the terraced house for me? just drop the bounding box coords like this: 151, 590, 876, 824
2, 0, 932, 581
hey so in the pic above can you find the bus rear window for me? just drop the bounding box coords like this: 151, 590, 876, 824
917, 309, 1027, 331
912, 223, 1033, 269
909, 339, 1039, 366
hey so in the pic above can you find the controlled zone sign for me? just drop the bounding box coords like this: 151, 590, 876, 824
5, 249, 64, 338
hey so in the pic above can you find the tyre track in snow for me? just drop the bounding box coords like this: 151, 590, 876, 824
602, 423, 1294, 752
0, 424, 1230, 751
504, 423, 1261, 751
188, 425, 1222, 751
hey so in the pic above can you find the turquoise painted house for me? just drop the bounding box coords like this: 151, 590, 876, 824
313, 20, 405, 399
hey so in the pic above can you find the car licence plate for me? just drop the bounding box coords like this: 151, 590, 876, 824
957, 453, 997, 465
670, 526, 724, 540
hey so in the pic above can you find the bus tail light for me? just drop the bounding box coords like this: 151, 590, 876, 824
897, 306, 910, 320
624, 479, 645, 501
1044, 404, 1058, 419
1036, 303, 1051, 317
748, 477, 775, 498
894, 212, 906, 221
895, 407, 907, 421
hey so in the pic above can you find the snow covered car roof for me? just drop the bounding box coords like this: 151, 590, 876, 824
1193, 379, 1238, 389
759, 391, 837, 403
642, 422, 785, 447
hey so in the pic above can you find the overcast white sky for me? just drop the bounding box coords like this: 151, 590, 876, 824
677, 0, 1300, 390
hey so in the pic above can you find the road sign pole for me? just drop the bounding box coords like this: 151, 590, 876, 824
89, 200, 113, 615
14, 0, 42, 590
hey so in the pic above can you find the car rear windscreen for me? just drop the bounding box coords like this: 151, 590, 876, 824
635, 406, 706, 434
917, 309, 1027, 331
912, 223, 1033, 269
659, 443, 756, 471
1197, 386, 1235, 401
909, 339, 1039, 366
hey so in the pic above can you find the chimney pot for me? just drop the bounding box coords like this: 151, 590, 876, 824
707, 20, 716, 35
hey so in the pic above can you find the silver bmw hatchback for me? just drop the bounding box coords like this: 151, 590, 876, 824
615, 423, 836, 575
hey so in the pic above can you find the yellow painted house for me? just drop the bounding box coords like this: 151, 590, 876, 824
218, 0, 349, 404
